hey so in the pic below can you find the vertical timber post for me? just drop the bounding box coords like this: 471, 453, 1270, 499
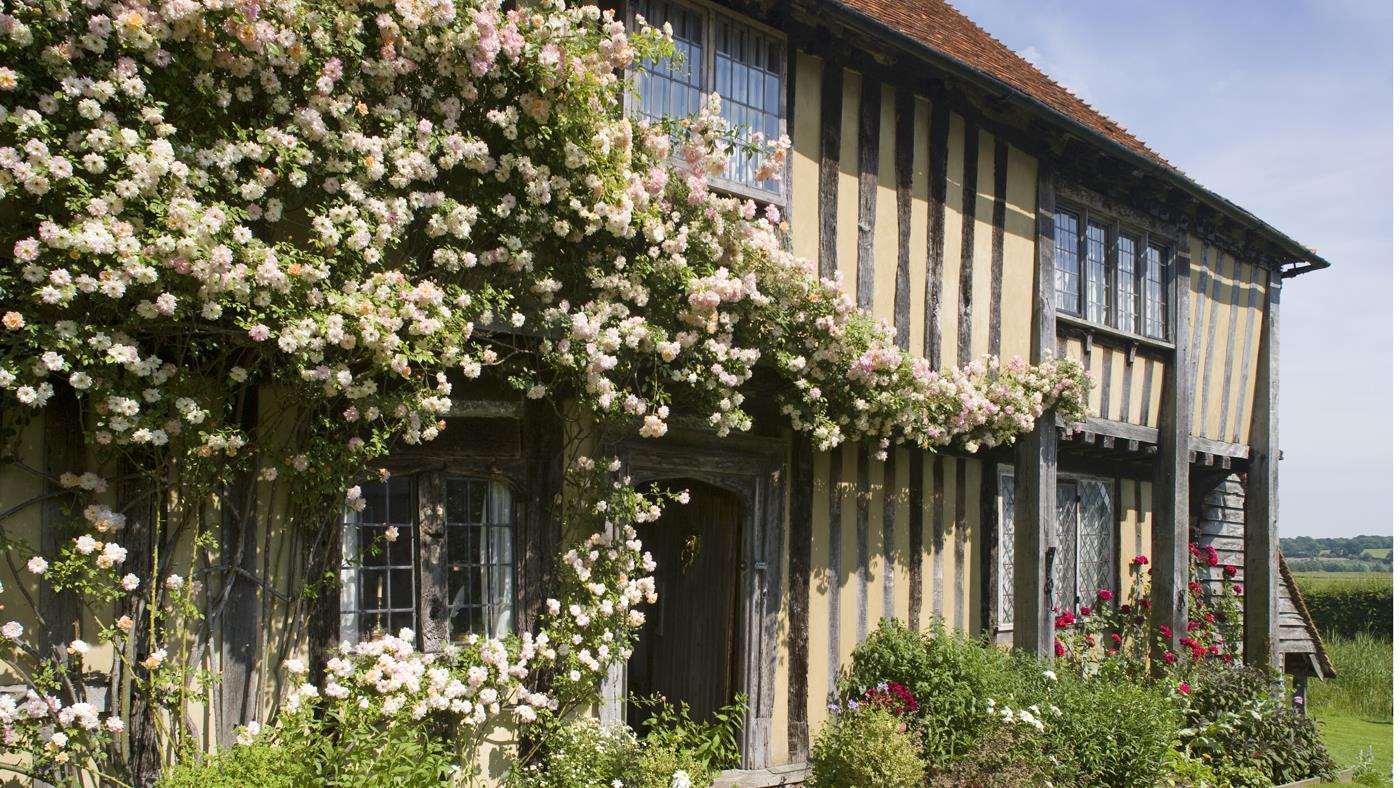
219, 386, 262, 747
1245, 270, 1282, 670
1012, 167, 1057, 658
1152, 241, 1194, 656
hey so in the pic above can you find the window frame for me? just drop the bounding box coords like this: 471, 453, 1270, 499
1053, 199, 1173, 343
994, 467, 1119, 629
624, 0, 790, 207
339, 469, 521, 649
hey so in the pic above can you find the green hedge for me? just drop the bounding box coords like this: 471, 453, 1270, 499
1297, 578, 1392, 639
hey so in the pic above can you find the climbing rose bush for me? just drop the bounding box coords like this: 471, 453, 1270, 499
0, 0, 1088, 781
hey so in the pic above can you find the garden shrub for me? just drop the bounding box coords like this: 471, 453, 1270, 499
808, 706, 926, 788
1036, 671, 1181, 787
1179, 660, 1335, 784
631, 693, 746, 774
841, 619, 1029, 767
1296, 578, 1392, 639
160, 741, 312, 788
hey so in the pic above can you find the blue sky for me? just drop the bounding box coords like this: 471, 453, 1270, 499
957, 1, 1392, 537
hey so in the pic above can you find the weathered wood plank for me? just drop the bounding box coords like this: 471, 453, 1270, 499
826, 447, 843, 696
40, 388, 82, 663
1196, 248, 1227, 432
894, 88, 914, 350
1140, 357, 1156, 425
818, 59, 844, 280
925, 101, 950, 370
1217, 256, 1246, 440
417, 472, 448, 650
856, 74, 881, 311
930, 455, 946, 621
988, 139, 1008, 357
786, 437, 812, 760
907, 450, 924, 629
1013, 166, 1058, 658
1119, 347, 1136, 424
855, 447, 871, 639
1245, 270, 1282, 670
1231, 264, 1262, 443
882, 455, 897, 621
219, 387, 261, 747
957, 121, 978, 366
954, 458, 967, 630
1151, 245, 1195, 660
1099, 346, 1114, 420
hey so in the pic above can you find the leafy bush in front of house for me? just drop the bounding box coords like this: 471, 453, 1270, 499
840, 619, 1033, 768
1178, 660, 1336, 785
631, 693, 746, 775
809, 705, 926, 788
1036, 669, 1182, 787
161, 740, 313, 788
506, 710, 729, 788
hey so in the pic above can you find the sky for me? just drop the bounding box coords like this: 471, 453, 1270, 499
955, 0, 1393, 538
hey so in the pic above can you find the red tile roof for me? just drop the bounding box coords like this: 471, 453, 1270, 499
838, 0, 1171, 169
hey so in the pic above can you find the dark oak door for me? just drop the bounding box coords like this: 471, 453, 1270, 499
627, 479, 741, 727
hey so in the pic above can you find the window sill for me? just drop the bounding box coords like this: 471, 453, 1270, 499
1055, 313, 1174, 353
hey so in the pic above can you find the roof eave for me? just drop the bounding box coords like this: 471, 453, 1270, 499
816, 0, 1332, 276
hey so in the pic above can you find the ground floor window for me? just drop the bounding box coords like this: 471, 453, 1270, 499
996, 468, 1117, 628
340, 474, 515, 645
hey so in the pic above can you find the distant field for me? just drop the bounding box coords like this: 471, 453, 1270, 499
1295, 571, 1392, 591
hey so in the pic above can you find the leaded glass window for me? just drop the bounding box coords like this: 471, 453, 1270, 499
633, 0, 705, 123
340, 474, 516, 646
629, 1, 786, 198
1143, 244, 1168, 339
340, 476, 417, 643
1115, 234, 1139, 333
1054, 199, 1171, 342
996, 467, 1017, 628
445, 478, 515, 639
1050, 476, 1116, 613
1053, 210, 1081, 313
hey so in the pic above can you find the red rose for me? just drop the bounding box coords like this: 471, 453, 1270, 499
1097, 589, 1113, 602
1223, 564, 1237, 577
1132, 554, 1149, 566
1177, 682, 1191, 695
1054, 639, 1066, 657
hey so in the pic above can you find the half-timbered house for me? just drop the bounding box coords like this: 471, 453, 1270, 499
0, 0, 1335, 782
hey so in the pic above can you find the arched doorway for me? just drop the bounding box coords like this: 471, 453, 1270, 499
627, 478, 742, 727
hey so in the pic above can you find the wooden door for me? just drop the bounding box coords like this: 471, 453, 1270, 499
627, 480, 741, 727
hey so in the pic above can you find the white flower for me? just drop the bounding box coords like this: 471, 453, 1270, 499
1, 621, 23, 640
105, 716, 125, 733
384, 526, 400, 542
284, 658, 307, 675
121, 574, 140, 591
670, 770, 693, 788
75, 535, 99, 554
67, 639, 90, 655
26, 556, 47, 575
165, 574, 185, 590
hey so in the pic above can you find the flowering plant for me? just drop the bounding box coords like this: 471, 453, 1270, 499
0, 0, 1087, 781
1052, 544, 1245, 686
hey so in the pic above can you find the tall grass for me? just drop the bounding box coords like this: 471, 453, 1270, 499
1311, 631, 1393, 721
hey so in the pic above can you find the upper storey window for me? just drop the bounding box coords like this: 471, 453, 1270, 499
1053, 201, 1172, 341
630, 0, 786, 200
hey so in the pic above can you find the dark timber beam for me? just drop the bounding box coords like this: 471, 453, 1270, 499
1245, 271, 1282, 670
1151, 241, 1194, 658
1012, 166, 1057, 658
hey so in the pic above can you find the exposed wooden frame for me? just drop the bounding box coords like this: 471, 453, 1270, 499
856, 74, 881, 311
1244, 270, 1282, 670
218, 387, 260, 746
1012, 167, 1058, 658
1151, 240, 1194, 659
785, 436, 813, 760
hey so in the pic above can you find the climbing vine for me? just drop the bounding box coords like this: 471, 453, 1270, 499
0, 0, 1088, 782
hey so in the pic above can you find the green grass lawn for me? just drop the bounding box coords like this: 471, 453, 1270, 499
1310, 632, 1393, 786
1316, 712, 1391, 786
